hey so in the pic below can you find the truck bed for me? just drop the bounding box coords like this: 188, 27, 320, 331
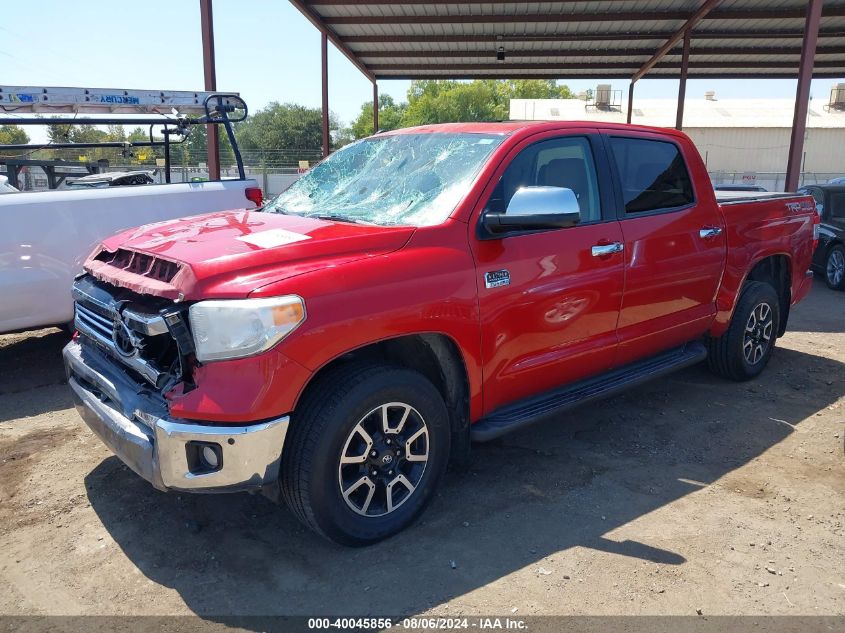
715, 190, 804, 205
0, 179, 260, 333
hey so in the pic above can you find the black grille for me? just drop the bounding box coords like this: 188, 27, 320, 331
95, 248, 181, 283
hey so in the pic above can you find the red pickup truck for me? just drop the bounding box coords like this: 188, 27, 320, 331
64, 121, 818, 545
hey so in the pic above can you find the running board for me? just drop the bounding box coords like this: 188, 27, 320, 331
470, 342, 707, 442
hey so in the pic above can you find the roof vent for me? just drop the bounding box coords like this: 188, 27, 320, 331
584, 85, 622, 112
595, 84, 612, 107
705, 90, 717, 101
829, 84, 845, 110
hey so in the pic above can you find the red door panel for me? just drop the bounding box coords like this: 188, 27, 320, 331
468, 130, 626, 415
606, 133, 726, 365
473, 223, 624, 414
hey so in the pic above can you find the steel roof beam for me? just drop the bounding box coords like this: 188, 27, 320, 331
356, 46, 845, 59
343, 31, 845, 44
368, 60, 845, 72
376, 72, 845, 80
786, 0, 824, 191
321, 32, 330, 158
632, 0, 723, 83
676, 31, 691, 130
308, 0, 658, 4
322, 7, 845, 25
199, 0, 220, 181
288, 0, 374, 81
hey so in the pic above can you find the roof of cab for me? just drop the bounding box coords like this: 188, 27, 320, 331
380, 120, 688, 140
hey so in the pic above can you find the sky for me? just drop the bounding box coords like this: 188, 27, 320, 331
2, 0, 843, 143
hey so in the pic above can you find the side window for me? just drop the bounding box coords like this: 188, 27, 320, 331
486, 136, 602, 223
609, 137, 695, 214
830, 192, 845, 221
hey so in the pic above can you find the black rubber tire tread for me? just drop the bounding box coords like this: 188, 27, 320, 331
281, 362, 379, 541
280, 361, 449, 545
707, 280, 780, 382
825, 244, 845, 291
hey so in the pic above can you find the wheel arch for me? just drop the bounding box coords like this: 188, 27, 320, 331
293, 333, 472, 465
714, 252, 793, 339
745, 254, 792, 337
824, 237, 844, 255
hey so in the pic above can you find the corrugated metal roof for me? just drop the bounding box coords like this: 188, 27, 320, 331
290, 0, 845, 80
510, 96, 845, 127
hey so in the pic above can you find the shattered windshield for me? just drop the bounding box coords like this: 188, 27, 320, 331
264, 132, 504, 226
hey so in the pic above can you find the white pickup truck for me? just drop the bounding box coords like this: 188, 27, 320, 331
0, 179, 261, 333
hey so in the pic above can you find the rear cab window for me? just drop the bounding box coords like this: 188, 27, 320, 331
608, 136, 695, 215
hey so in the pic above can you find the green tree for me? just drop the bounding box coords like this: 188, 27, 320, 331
495, 79, 574, 101
105, 125, 127, 142
401, 79, 573, 127
67, 127, 109, 144
0, 125, 30, 145
234, 102, 343, 163
350, 94, 407, 139
332, 127, 356, 149
46, 122, 74, 143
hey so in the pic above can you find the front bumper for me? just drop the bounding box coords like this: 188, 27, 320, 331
63, 339, 289, 492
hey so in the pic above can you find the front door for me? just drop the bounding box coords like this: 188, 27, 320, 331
470, 131, 625, 415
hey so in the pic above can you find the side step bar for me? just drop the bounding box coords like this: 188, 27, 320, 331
470, 341, 707, 442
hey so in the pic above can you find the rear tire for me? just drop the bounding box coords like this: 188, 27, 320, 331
707, 281, 780, 382
281, 363, 450, 546
825, 244, 845, 290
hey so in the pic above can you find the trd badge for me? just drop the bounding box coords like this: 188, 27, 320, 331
485, 269, 511, 289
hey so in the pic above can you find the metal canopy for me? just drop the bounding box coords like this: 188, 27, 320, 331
289, 0, 845, 81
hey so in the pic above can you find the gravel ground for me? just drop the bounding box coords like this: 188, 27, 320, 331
0, 279, 843, 619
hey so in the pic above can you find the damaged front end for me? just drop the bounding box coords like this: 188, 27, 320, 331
64, 272, 289, 493
72, 274, 194, 394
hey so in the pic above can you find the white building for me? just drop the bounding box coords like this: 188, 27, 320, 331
510, 93, 845, 191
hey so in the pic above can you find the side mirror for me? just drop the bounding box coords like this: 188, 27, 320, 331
481, 186, 581, 236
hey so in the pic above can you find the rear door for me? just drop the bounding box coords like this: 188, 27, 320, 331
603, 132, 726, 366
470, 130, 625, 414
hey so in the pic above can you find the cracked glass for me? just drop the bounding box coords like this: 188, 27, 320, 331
264, 133, 505, 227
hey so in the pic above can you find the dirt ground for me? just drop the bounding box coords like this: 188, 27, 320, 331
0, 279, 843, 620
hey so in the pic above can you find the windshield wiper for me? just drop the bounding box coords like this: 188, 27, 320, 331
307, 213, 372, 225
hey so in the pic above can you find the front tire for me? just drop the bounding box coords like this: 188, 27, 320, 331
707, 281, 780, 382
825, 244, 845, 290
281, 363, 450, 546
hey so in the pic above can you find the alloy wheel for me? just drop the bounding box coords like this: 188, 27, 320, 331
743, 302, 774, 365
337, 402, 429, 517
827, 249, 845, 287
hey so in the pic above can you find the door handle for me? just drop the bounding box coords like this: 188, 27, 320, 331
591, 242, 624, 257
699, 226, 723, 239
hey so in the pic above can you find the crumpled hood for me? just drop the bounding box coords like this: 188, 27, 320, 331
85, 209, 415, 300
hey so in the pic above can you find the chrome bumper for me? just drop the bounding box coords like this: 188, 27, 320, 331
63, 339, 289, 493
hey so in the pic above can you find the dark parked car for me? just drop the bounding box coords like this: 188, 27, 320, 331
798, 184, 845, 290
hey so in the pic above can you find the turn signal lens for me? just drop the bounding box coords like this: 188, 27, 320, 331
272, 302, 305, 327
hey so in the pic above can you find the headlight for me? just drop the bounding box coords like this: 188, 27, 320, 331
188, 296, 306, 362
